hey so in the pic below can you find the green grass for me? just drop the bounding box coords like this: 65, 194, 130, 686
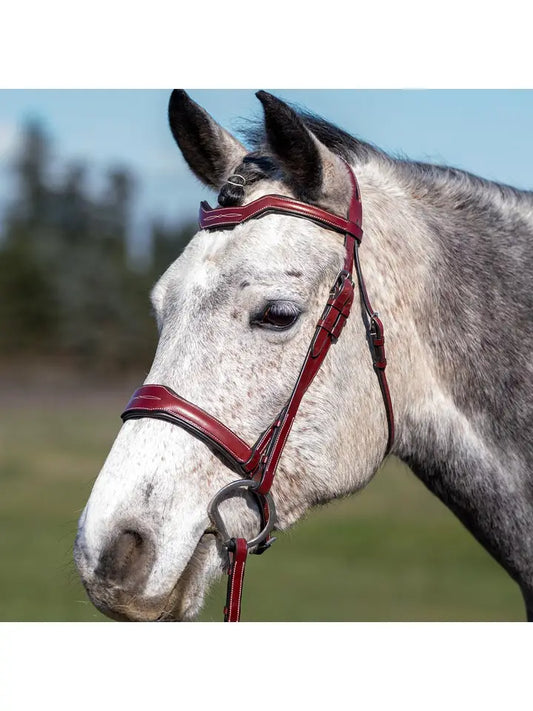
0, 392, 525, 621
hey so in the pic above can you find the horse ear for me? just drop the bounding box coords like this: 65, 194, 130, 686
168, 90, 247, 190
256, 91, 351, 210
256, 91, 323, 201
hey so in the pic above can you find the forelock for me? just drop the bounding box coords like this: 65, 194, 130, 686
217, 152, 281, 207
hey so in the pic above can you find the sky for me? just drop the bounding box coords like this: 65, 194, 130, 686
1, 90, 533, 255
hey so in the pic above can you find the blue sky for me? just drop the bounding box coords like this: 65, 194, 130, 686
1, 90, 533, 255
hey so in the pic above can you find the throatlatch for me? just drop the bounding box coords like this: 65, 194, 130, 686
121, 162, 394, 621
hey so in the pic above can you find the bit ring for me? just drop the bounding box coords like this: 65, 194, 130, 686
207, 479, 275, 550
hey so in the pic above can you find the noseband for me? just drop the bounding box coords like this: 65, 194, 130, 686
121, 163, 394, 621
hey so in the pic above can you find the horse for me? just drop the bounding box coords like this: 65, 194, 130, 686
74, 90, 533, 621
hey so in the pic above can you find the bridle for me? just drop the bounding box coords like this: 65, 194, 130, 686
121, 162, 394, 621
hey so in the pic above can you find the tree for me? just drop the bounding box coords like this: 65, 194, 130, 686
0, 117, 192, 370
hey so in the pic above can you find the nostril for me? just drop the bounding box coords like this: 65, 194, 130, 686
95, 528, 154, 588
115, 530, 143, 571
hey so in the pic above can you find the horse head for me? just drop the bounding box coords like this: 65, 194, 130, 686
74, 90, 398, 621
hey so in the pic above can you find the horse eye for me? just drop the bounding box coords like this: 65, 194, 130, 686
251, 301, 301, 331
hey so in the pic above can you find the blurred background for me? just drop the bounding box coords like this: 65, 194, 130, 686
1, 90, 532, 621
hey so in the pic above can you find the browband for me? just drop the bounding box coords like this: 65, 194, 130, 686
199, 193, 363, 241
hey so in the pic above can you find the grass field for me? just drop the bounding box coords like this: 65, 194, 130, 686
0, 370, 525, 622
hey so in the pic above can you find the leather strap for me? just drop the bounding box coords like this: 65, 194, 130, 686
253, 270, 355, 496
353, 244, 395, 453
224, 538, 248, 622
200, 194, 363, 241
122, 385, 255, 469
122, 384, 280, 478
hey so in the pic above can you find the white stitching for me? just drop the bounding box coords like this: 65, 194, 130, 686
228, 544, 246, 621
201, 197, 362, 239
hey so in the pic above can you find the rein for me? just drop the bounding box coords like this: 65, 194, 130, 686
121, 163, 394, 621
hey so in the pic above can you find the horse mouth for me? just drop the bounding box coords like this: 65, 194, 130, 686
79, 529, 223, 622
151, 531, 223, 622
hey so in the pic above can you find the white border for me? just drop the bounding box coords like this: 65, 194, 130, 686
1, 0, 532, 88
0, 622, 531, 710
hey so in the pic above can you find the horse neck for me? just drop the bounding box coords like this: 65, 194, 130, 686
356, 157, 532, 460
354, 158, 533, 595
355, 159, 449, 452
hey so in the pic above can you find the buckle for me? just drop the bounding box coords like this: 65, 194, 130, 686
319, 304, 343, 343
317, 271, 355, 343
331, 269, 354, 298
369, 313, 387, 369
254, 536, 277, 555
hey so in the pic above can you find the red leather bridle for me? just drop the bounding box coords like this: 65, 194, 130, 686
121, 163, 394, 621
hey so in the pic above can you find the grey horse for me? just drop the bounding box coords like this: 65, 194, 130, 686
74, 91, 533, 621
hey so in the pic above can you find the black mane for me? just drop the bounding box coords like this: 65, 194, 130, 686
217, 108, 382, 207
299, 111, 381, 163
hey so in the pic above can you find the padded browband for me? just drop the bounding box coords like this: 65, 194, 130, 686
199, 194, 363, 241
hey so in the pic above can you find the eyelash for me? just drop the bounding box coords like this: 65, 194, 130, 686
250, 301, 302, 331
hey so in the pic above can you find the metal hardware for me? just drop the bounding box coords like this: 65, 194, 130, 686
226, 174, 246, 187
207, 479, 276, 551
330, 269, 353, 297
